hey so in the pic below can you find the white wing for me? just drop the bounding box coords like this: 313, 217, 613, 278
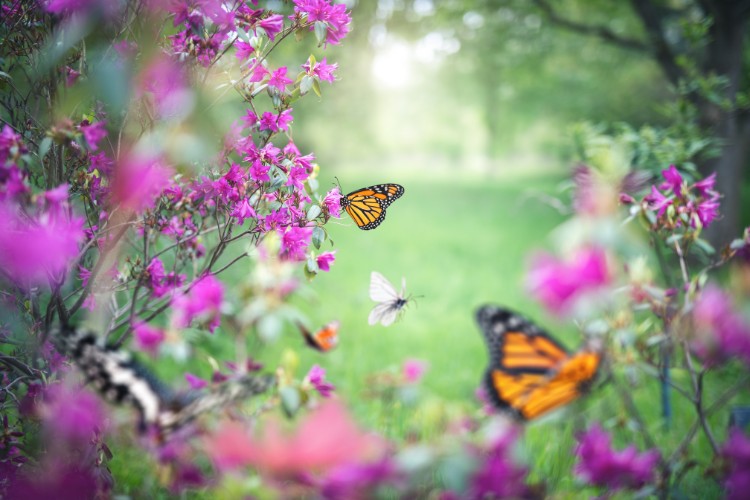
368, 301, 401, 327
370, 271, 398, 302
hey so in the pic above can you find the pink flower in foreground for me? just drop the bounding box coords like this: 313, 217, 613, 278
133, 321, 165, 355
574, 424, 660, 490
204, 400, 383, 476
402, 358, 428, 383
722, 429, 750, 500
79, 120, 107, 151
279, 226, 313, 261
185, 373, 208, 390
111, 153, 174, 213
234, 40, 255, 61
258, 14, 284, 40
0, 202, 85, 288
171, 273, 224, 333
470, 425, 529, 499
692, 284, 750, 367
307, 364, 335, 398
526, 246, 611, 315
40, 384, 107, 442
316, 251, 336, 272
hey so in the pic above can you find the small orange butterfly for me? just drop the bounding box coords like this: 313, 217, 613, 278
340, 184, 404, 230
298, 321, 340, 352
475, 305, 602, 421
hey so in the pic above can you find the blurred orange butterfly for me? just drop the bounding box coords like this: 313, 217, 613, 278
298, 321, 340, 352
475, 305, 602, 421
340, 184, 404, 230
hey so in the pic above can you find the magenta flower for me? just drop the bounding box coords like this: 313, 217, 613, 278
138, 55, 192, 118
574, 424, 660, 490
40, 384, 107, 443
231, 198, 258, 225
526, 246, 611, 315
204, 400, 383, 476
644, 185, 673, 217
258, 14, 284, 40
320, 458, 398, 499
268, 66, 293, 92
0, 202, 85, 288
692, 284, 750, 367
279, 226, 313, 261
316, 251, 336, 272
693, 197, 720, 228
241, 109, 258, 128
235, 40, 255, 61
286, 166, 308, 192
185, 373, 208, 390
302, 56, 338, 83
470, 426, 529, 499
307, 364, 335, 398
171, 273, 224, 333
658, 164, 684, 197
322, 187, 342, 218
112, 153, 174, 213
722, 429, 750, 500
79, 120, 107, 151
64, 66, 81, 86
133, 321, 165, 355
294, 0, 352, 45
248, 60, 269, 83
260, 110, 293, 133
402, 358, 428, 383
693, 172, 717, 198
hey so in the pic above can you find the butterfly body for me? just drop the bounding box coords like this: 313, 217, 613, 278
340, 184, 404, 230
300, 320, 340, 352
476, 305, 601, 421
369, 271, 410, 326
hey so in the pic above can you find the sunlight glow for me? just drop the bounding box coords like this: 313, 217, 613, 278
371, 41, 415, 89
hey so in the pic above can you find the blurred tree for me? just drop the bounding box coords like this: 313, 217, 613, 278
520, 0, 749, 243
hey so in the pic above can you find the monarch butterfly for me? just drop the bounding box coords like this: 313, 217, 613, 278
54, 324, 273, 436
340, 184, 404, 230
475, 305, 602, 421
369, 271, 411, 326
298, 320, 340, 352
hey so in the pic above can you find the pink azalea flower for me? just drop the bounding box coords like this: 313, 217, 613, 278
470, 426, 529, 499
294, 0, 352, 45
0, 202, 85, 289
320, 458, 398, 499
692, 284, 750, 367
307, 364, 335, 398
268, 66, 293, 92
322, 187, 342, 218
185, 373, 208, 390
258, 14, 284, 40
574, 424, 660, 490
111, 153, 174, 213
40, 384, 107, 443
279, 226, 313, 261
133, 321, 165, 355
248, 60, 269, 83
402, 358, 428, 383
693, 172, 717, 198
286, 166, 308, 191
171, 273, 224, 333
722, 429, 750, 500
658, 164, 684, 197
302, 56, 338, 83
231, 198, 257, 225
249, 160, 271, 182
138, 55, 193, 118
241, 109, 258, 128
79, 120, 107, 151
693, 197, 720, 228
234, 40, 255, 61
526, 246, 612, 315
204, 400, 384, 476
316, 251, 336, 272
644, 185, 673, 217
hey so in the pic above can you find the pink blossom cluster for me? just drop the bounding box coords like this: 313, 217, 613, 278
692, 284, 750, 367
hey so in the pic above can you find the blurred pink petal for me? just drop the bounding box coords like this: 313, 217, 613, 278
402, 359, 428, 383
205, 400, 384, 477
111, 153, 174, 213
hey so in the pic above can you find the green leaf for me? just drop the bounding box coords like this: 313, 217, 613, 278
312, 226, 325, 249
306, 255, 319, 274
279, 386, 301, 418
730, 238, 746, 250
313, 21, 328, 44
300, 75, 314, 95
693, 237, 715, 255
306, 204, 321, 220
312, 79, 322, 98
39, 137, 52, 160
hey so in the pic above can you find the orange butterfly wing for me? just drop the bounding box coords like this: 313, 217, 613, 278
300, 321, 340, 352
476, 305, 601, 421
340, 184, 404, 230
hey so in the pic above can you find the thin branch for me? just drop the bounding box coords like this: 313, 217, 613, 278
531, 0, 648, 52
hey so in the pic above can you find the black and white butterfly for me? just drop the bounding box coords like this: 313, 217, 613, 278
54, 324, 273, 436
368, 271, 411, 327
